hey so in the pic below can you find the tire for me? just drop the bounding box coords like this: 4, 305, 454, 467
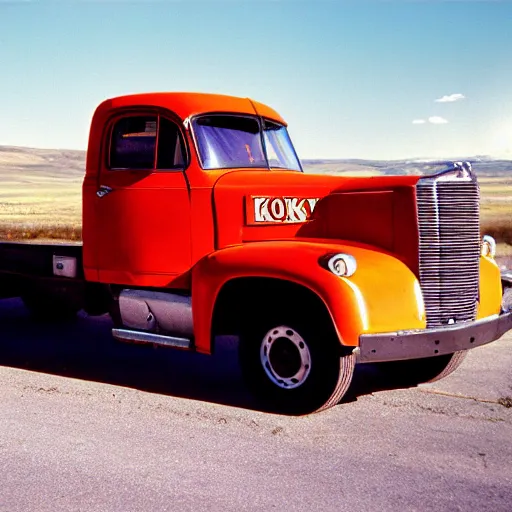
238, 311, 355, 415
379, 350, 467, 386
502, 285, 512, 312
21, 292, 80, 322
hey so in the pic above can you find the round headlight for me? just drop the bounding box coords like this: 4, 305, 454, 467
326, 254, 357, 277
481, 235, 497, 258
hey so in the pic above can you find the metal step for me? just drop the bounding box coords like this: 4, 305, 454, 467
112, 328, 192, 350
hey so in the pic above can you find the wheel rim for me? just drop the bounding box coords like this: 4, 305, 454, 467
260, 326, 311, 389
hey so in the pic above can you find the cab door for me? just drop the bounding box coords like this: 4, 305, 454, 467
94, 113, 191, 287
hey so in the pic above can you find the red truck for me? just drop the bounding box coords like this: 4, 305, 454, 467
0, 92, 510, 414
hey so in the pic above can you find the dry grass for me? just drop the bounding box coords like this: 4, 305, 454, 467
481, 218, 512, 246
0, 223, 82, 241
0, 185, 81, 241
479, 179, 512, 250
0, 149, 82, 241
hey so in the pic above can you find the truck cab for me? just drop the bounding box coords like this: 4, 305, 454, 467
82, 92, 312, 285
1, 92, 511, 414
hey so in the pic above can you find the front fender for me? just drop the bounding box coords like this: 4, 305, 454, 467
191, 240, 425, 354
477, 254, 503, 319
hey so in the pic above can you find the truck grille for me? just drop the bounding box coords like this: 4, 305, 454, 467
416, 164, 480, 328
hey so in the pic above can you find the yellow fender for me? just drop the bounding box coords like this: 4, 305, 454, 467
477, 255, 503, 319
191, 240, 426, 354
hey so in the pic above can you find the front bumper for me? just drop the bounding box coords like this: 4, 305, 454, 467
356, 309, 512, 363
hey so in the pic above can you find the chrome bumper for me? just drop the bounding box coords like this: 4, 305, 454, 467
356, 310, 512, 363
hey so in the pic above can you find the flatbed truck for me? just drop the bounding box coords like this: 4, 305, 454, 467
0, 92, 510, 414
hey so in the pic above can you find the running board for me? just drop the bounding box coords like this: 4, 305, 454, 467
112, 328, 192, 350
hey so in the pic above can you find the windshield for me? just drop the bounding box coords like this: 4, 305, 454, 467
192, 115, 302, 171
263, 120, 302, 170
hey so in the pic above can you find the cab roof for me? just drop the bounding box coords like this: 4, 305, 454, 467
85, 92, 288, 173
94, 92, 287, 125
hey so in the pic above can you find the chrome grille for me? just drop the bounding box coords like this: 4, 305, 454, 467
416, 164, 480, 328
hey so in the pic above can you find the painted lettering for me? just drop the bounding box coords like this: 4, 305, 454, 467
251, 196, 319, 224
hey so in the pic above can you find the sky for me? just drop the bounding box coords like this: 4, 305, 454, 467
0, 0, 511, 160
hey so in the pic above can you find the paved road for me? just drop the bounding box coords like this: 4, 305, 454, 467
1, 298, 511, 512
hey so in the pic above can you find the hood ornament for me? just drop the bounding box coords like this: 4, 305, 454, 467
422, 161, 476, 182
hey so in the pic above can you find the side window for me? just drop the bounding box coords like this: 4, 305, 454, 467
157, 117, 185, 169
109, 115, 186, 171
110, 116, 157, 170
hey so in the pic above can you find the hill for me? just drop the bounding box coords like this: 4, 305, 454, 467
302, 157, 512, 177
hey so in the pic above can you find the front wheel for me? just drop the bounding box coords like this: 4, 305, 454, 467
239, 316, 355, 415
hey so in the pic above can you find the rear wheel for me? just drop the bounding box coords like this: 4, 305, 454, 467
239, 311, 355, 415
21, 292, 80, 322
379, 350, 467, 386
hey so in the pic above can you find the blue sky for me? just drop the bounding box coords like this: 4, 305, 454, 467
0, 0, 511, 160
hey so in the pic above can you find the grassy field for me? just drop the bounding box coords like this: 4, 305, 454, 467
0, 146, 510, 253
0, 146, 83, 241
0, 181, 82, 241
475, 175, 512, 246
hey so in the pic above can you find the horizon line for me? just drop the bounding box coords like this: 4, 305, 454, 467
0, 143, 510, 164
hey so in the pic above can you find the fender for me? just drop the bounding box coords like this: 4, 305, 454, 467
191, 240, 426, 354
477, 255, 503, 319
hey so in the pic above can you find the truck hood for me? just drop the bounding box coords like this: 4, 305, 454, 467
213, 170, 421, 271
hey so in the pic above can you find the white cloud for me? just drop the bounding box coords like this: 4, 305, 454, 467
412, 119, 426, 124
435, 93, 465, 103
428, 116, 449, 124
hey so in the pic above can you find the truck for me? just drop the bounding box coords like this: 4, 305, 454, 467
0, 92, 511, 415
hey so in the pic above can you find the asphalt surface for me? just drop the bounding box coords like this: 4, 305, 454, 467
1, 297, 511, 512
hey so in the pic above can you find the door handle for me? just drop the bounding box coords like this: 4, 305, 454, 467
96, 185, 113, 198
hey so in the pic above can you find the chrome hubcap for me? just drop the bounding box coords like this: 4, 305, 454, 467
260, 326, 311, 389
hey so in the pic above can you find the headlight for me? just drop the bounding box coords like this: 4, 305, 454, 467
325, 253, 357, 277
481, 235, 497, 258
